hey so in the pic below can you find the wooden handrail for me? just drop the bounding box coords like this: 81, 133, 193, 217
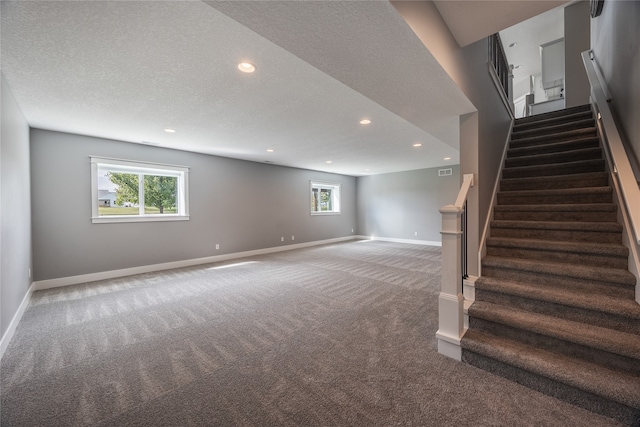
582, 51, 640, 245
454, 173, 475, 208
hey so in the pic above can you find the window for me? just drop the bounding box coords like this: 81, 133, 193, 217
310, 181, 340, 215
91, 156, 189, 223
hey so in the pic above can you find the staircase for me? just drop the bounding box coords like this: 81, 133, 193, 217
461, 104, 640, 426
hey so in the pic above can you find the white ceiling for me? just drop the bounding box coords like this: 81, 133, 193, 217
499, 5, 566, 91
433, 0, 568, 47
1, 0, 476, 177
433, 0, 571, 103
1, 1, 566, 177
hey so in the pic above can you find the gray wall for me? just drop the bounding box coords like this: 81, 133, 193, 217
1, 73, 32, 339
392, 1, 512, 275
564, 1, 591, 108
591, 0, 640, 166
30, 129, 356, 281
456, 38, 513, 228
357, 166, 460, 242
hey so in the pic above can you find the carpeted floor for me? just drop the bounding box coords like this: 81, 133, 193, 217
0, 240, 625, 426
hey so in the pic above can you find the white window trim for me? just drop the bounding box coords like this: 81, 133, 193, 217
310, 180, 341, 215
91, 156, 190, 224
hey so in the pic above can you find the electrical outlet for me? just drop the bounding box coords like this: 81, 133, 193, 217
281, 237, 284, 242
215, 244, 220, 250
351, 229, 354, 233
291, 236, 295, 241
28, 268, 32, 279
414, 232, 418, 236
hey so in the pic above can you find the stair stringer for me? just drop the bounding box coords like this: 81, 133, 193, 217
477, 120, 514, 279
607, 139, 640, 304
585, 51, 640, 303
593, 102, 640, 304
466, 120, 513, 329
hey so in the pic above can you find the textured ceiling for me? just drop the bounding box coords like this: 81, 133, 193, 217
1, 0, 476, 177
433, 0, 569, 47
1, 1, 564, 176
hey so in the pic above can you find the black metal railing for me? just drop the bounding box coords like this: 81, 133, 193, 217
489, 33, 510, 99
461, 200, 468, 283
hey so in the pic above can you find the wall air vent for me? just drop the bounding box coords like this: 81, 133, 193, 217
438, 168, 453, 177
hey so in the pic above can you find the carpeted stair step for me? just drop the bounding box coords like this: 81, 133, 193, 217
496, 186, 612, 205
490, 219, 622, 243
493, 203, 617, 222
509, 127, 598, 149
507, 136, 600, 158
513, 109, 593, 133
461, 329, 640, 425
481, 255, 635, 295
467, 105, 640, 425
485, 237, 628, 268
504, 147, 602, 168
474, 276, 640, 334
500, 172, 609, 191
501, 158, 605, 179
511, 118, 595, 141
468, 301, 640, 373
514, 104, 592, 126
468, 317, 640, 380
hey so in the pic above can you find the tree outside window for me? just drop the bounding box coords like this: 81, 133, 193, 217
107, 173, 178, 215
310, 181, 340, 214
91, 156, 189, 223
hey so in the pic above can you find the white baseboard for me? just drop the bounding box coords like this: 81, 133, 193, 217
33, 236, 358, 291
1, 282, 34, 360
356, 235, 441, 247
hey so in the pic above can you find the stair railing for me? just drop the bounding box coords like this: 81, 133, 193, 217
488, 33, 515, 120
437, 173, 474, 360
488, 33, 510, 100
582, 50, 640, 304
582, 50, 640, 245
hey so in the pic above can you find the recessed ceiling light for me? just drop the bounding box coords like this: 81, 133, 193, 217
164, 128, 176, 133
444, 157, 451, 160
238, 62, 256, 73
413, 143, 423, 147
508, 42, 518, 48
266, 149, 274, 153
359, 119, 371, 125
326, 160, 333, 164
513, 65, 522, 70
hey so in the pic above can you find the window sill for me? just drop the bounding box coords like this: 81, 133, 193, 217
310, 212, 341, 216
92, 215, 190, 224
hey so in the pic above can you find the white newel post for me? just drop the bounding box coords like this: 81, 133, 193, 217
436, 204, 466, 361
